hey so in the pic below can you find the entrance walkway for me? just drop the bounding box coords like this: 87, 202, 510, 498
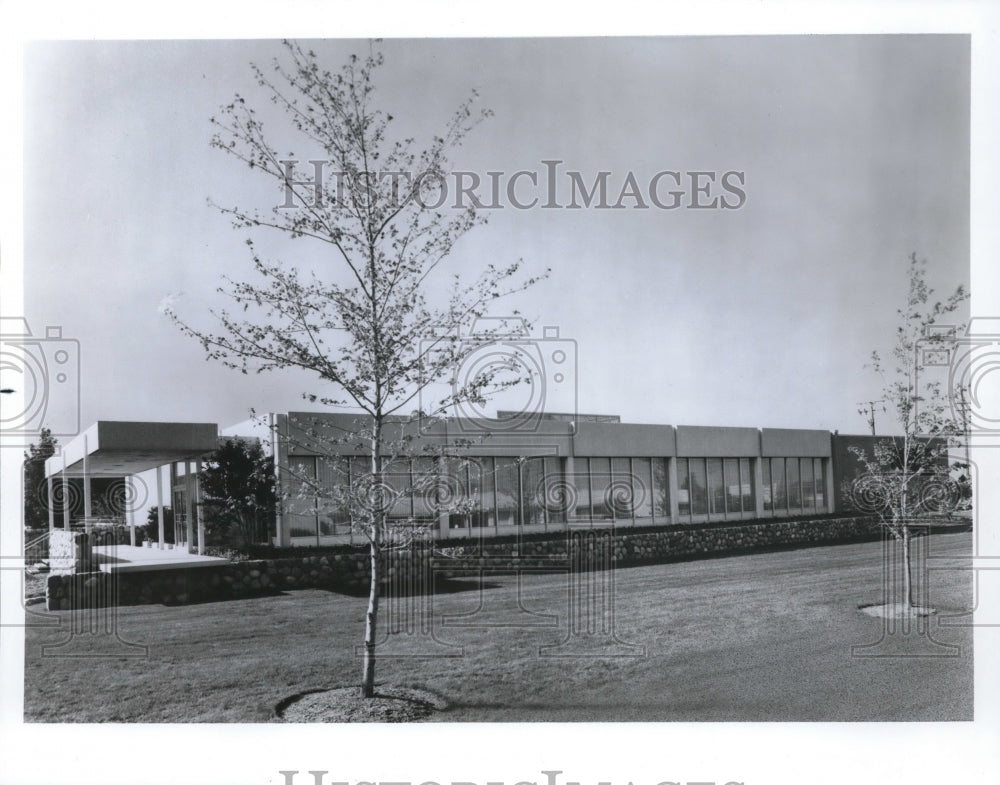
91, 544, 229, 573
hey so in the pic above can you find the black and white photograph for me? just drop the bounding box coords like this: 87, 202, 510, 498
1, 3, 998, 785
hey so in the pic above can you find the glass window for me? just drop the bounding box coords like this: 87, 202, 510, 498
477, 457, 496, 528
317, 456, 351, 535
495, 457, 520, 526
761, 458, 772, 512
287, 455, 318, 539
814, 458, 826, 510
385, 459, 413, 522
677, 458, 691, 516
573, 457, 592, 521
689, 458, 708, 516
723, 458, 741, 514
589, 457, 613, 519
800, 458, 815, 511
522, 457, 546, 526
631, 457, 653, 523
707, 458, 725, 518
739, 458, 755, 513
536, 457, 568, 523
772, 458, 787, 511
652, 458, 669, 521
787, 458, 801, 509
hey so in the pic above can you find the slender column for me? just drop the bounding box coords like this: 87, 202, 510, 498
194, 460, 205, 555
61, 453, 70, 530
825, 457, 836, 513
47, 475, 55, 532
169, 462, 179, 546
185, 460, 195, 553
127, 476, 136, 546
754, 457, 766, 519
82, 434, 92, 534
271, 413, 287, 547
667, 456, 680, 522
156, 466, 165, 549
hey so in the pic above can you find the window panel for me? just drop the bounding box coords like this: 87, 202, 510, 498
495, 457, 520, 526
761, 458, 773, 512
740, 458, 755, 513
573, 458, 592, 521
542, 456, 569, 523
479, 457, 497, 528
787, 457, 801, 509
286, 455, 318, 538
631, 457, 653, 522
522, 457, 546, 526
589, 457, 612, 519
677, 458, 691, 516
317, 456, 351, 534
689, 458, 708, 516
724, 458, 741, 514
772, 458, 787, 511
652, 458, 670, 521
707, 458, 725, 518
801, 458, 815, 511
814, 458, 826, 509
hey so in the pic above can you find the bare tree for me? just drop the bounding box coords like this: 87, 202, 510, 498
849, 253, 968, 611
166, 40, 545, 697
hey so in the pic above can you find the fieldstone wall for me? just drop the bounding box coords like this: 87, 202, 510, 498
46, 516, 889, 610
47, 531, 94, 575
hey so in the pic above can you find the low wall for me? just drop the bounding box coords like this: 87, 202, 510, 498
47, 530, 94, 575
47, 516, 886, 609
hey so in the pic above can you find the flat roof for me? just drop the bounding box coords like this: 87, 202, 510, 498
45, 421, 219, 478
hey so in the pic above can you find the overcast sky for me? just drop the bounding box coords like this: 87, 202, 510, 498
20, 35, 970, 436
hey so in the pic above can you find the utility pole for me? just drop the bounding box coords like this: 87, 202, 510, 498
857, 399, 886, 435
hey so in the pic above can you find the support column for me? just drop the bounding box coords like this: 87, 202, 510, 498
754, 457, 766, 519
185, 460, 196, 553
271, 413, 287, 547
82, 434, 92, 534
61, 453, 70, 530
47, 475, 55, 532
156, 466, 165, 549
667, 456, 680, 522
194, 460, 205, 555
825, 457, 835, 513
169, 462, 180, 546
127, 476, 136, 546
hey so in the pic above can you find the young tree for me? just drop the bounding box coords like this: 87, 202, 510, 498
849, 253, 969, 612
166, 41, 545, 697
199, 438, 277, 549
23, 428, 58, 531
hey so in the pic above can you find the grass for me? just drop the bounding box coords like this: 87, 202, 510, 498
23, 531, 973, 722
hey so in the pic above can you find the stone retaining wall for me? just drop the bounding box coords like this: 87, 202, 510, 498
47, 516, 885, 609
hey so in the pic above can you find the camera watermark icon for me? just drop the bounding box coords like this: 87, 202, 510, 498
913, 316, 1000, 628
914, 317, 1000, 444
418, 317, 578, 438
0, 317, 80, 441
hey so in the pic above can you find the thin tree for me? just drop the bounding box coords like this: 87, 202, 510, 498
23, 428, 58, 532
166, 40, 545, 697
849, 253, 968, 612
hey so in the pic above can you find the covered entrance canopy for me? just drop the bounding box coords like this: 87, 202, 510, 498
44, 421, 219, 551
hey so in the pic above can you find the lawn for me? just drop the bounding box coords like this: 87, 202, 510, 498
23, 531, 973, 722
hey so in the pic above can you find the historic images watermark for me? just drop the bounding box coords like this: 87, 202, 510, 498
0, 317, 80, 444
277, 161, 747, 211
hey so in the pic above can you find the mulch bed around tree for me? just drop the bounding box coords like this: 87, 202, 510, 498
275, 685, 448, 722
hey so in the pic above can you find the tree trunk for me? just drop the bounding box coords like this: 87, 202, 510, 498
901, 524, 914, 610
361, 534, 380, 697
361, 415, 384, 699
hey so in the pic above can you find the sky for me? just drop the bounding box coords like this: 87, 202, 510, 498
17, 35, 971, 437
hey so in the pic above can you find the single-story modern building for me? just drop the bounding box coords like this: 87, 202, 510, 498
43, 412, 904, 550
